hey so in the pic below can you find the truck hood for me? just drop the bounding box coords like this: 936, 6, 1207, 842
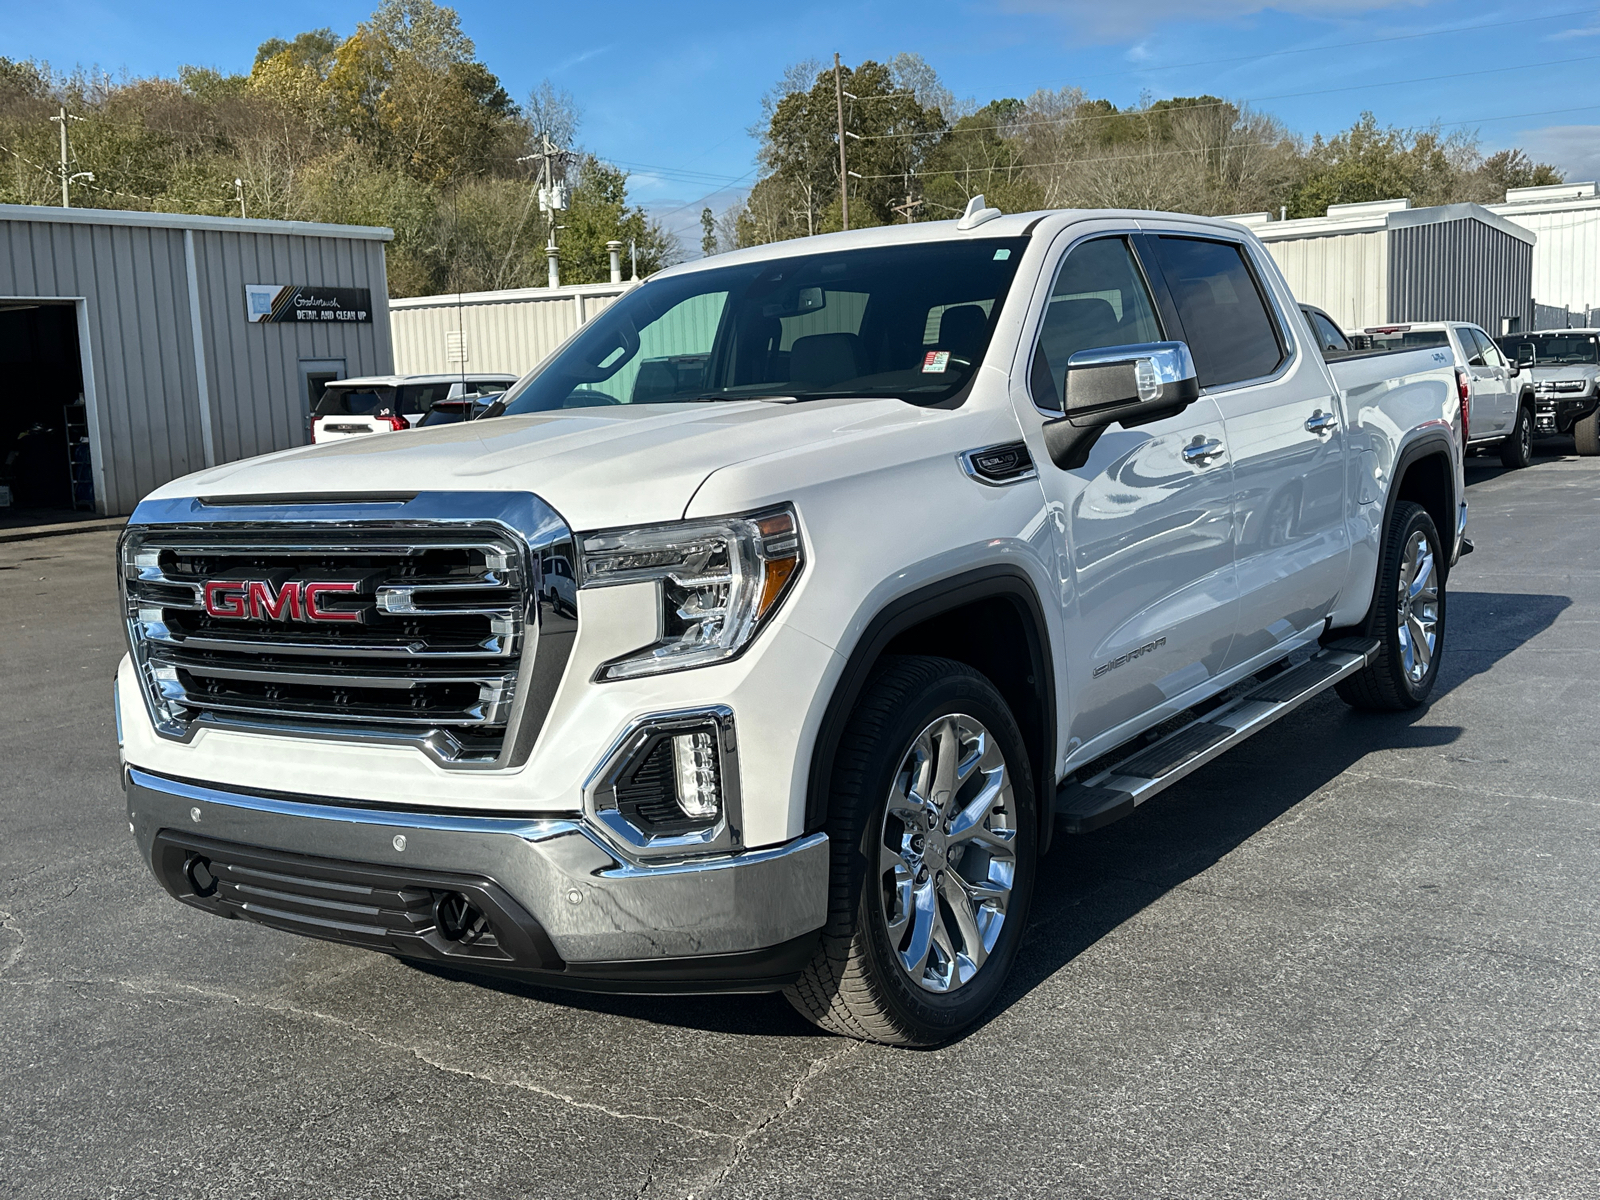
1529, 364, 1600, 385
145, 398, 914, 529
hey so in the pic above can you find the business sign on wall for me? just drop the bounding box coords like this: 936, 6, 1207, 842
244, 284, 372, 325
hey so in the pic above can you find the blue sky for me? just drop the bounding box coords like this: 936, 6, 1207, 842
9, 0, 1600, 245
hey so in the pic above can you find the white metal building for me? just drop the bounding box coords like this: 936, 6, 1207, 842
1489, 182, 1600, 327
390, 280, 635, 377
1230, 199, 1535, 334
0, 205, 394, 516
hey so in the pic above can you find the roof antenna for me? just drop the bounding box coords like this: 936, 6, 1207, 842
956, 194, 1003, 230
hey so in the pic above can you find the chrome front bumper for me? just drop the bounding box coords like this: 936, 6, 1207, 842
126, 768, 828, 992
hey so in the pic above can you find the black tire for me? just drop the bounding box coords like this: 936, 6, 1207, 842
1499, 402, 1533, 468
1575, 410, 1600, 457
785, 656, 1037, 1046
1336, 501, 1447, 711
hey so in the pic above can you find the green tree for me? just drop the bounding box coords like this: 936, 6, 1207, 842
738, 55, 950, 244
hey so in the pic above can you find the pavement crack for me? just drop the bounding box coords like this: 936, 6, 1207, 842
695, 1039, 866, 1197
0, 909, 22, 974
4, 975, 733, 1142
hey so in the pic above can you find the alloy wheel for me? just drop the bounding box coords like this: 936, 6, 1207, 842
878, 714, 1016, 994
1395, 529, 1440, 685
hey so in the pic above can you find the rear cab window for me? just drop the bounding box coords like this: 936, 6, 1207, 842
1365, 328, 1450, 354
1145, 236, 1286, 388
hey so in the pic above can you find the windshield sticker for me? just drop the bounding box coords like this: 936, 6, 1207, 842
922, 350, 951, 373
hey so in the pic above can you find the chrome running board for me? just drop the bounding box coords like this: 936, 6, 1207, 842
1055, 637, 1382, 834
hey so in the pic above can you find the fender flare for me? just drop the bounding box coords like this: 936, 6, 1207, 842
1344, 429, 1458, 638
804, 565, 1058, 849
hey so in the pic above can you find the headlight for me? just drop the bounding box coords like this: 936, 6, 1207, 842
579, 506, 802, 680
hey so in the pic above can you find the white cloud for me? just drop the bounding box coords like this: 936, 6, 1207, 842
1000, 0, 1432, 41
1519, 125, 1600, 184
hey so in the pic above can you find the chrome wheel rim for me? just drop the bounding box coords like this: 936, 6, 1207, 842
1396, 529, 1440, 685
878, 714, 1016, 994
1521, 413, 1532, 458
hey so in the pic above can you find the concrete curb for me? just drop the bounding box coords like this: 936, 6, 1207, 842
0, 518, 126, 544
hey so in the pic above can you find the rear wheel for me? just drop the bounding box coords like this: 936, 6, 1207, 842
1575, 409, 1600, 456
1336, 501, 1446, 711
785, 656, 1036, 1046
1499, 403, 1533, 469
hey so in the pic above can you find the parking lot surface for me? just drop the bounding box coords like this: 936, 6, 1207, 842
3, 448, 1599, 1199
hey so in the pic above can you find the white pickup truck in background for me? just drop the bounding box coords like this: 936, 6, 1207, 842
1364, 322, 1535, 468
116, 201, 1467, 1046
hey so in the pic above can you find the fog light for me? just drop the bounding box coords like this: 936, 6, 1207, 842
672, 730, 721, 820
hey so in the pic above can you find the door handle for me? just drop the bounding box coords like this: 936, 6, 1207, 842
1305, 409, 1339, 435
1182, 436, 1226, 465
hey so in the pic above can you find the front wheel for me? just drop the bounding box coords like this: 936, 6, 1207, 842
1499, 403, 1533, 469
785, 656, 1037, 1046
1575, 409, 1600, 456
1336, 500, 1446, 711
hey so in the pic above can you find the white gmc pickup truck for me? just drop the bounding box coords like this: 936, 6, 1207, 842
117, 201, 1467, 1046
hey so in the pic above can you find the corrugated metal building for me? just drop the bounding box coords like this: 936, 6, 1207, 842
1489, 182, 1600, 326
390, 281, 634, 377
0, 205, 393, 517
1231, 199, 1535, 334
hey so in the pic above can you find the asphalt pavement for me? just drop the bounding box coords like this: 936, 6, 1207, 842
3, 443, 1598, 1199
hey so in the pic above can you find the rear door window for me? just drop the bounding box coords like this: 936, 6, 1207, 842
1146, 237, 1285, 388
1310, 311, 1349, 352
1029, 237, 1163, 411
1458, 328, 1488, 367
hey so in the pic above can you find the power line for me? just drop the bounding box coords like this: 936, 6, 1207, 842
845, 101, 1600, 181
846, 52, 1600, 144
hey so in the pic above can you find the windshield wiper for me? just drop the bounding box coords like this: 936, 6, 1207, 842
683, 393, 796, 403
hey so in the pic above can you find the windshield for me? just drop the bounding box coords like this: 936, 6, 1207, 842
1497, 333, 1599, 365
1365, 329, 1450, 352
498, 238, 1030, 414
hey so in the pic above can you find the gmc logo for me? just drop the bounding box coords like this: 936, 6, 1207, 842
202, 580, 360, 622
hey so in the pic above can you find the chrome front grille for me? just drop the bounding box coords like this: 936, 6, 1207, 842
119, 493, 577, 768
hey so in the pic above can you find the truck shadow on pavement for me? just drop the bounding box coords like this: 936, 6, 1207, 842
409, 589, 1570, 1043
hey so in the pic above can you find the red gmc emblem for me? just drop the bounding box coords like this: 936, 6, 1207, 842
202, 580, 360, 622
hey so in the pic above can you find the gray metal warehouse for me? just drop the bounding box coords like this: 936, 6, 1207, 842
1230, 199, 1535, 336
0, 205, 394, 517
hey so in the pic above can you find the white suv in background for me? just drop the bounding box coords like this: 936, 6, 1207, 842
1364, 322, 1536, 467
310, 374, 517, 443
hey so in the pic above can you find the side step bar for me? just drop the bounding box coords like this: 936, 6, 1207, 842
1055, 637, 1381, 834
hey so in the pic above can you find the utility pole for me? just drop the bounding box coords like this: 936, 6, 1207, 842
234, 178, 246, 219
833, 53, 849, 232
530, 132, 567, 288
50, 106, 92, 208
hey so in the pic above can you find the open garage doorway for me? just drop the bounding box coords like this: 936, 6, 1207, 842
0, 300, 93, 522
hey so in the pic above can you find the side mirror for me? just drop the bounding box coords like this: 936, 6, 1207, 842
1042, 342, 1201, 470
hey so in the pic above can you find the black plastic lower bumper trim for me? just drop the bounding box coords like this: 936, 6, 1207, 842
150, 829, 819, 993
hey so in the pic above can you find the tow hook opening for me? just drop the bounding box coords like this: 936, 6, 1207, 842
183, 854, 219, 898
432, 891, 489, 944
